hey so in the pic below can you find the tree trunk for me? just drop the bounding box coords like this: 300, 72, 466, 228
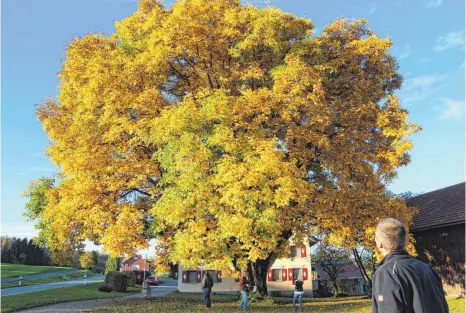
168, 262, 178, 279
331, 279, 340, 295
248, 253, 278, 296
352, 248, 374, 297
246, 230, 291, 296
352, 248, 372, 288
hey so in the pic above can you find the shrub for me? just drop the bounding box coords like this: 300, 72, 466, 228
335, 293, 350, 298
247, 292, 274, 304
104, 271, 128, 292
98, 284, 113, 292
133, 270, 151, 285
122, 271, 136, 287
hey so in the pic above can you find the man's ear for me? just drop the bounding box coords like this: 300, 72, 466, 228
377, 239, 383, 250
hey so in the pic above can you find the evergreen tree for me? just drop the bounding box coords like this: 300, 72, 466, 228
105, 256, 119, 274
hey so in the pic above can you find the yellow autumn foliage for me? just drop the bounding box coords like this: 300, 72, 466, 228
36, 0, 419, 270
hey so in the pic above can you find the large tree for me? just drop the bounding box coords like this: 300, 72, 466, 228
34, 0, 419, 294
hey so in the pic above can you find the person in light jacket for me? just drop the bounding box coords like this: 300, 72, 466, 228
372, 218, 449, 313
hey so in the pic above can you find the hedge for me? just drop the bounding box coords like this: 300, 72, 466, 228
132, 270, 151, 285
104, 271, 127, 292
122, 271, 136, 287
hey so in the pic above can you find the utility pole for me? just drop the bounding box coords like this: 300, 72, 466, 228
143, 255, 147, 282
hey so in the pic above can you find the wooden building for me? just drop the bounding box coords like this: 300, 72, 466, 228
407, 182, 465, 295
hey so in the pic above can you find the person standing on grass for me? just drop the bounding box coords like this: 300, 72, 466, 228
202, 271, 214, 309
372, 218, 449, 313
239, 271, 250, 311
292, 274, 304, 312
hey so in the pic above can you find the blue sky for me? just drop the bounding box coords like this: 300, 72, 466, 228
2, 0, 464, 244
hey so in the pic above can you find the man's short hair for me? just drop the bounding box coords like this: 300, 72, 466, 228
376, 218, 407, 251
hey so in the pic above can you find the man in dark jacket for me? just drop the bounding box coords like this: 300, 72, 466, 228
201, 271, 214, 308
292, 275, 304, 312
372, 218, 449, 313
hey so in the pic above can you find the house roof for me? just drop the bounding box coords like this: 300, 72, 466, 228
122, 256, 154, 266
122, 256, 139, 266
308, 235, 320, 247
313, 263, 363, 280
407, 182, 465, 232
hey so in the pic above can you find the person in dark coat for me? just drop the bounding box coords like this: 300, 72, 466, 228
201, 271, 214, 308
292, 274, 304, 312
372, 218, 449, 313
239, 271, 250, 311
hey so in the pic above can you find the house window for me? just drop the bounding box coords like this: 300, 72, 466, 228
187, 271, 198, 283
293, 268, 302, 280
311, 268, 318, 280
132, 265, 139, 270
207, 270, 219, 283
272, 269, 281, 281
290, 246, 298, 258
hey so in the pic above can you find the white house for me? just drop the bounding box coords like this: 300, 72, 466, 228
177, 236, 319, 296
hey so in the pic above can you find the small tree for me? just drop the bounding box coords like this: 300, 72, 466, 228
51, 250, 74, 267
80, 251, 97, 270
105, 256, 119, 274
313, 242, 351, 295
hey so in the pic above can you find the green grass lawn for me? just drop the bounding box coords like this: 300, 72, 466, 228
1, 270, 101, 289
159, 273, 176, 281
0, 264, 73, 278
90, 292, 465, 313
1, 282, 139, 313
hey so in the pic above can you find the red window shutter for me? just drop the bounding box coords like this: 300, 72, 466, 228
197, 270, 202, 283
288, 268, 294, 281
300, 246, 307, 258
267, 269, 273, 281
217, 270, 222, 282
282, 268, 287, 281
182, 271, 188, 283
302, 268, 309, 281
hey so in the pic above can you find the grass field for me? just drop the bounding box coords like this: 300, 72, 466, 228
0, 264, 73, 278
1, 282, 139, 313
159, 273, 176, 281
1, 270, 101, 289
90, 292, 466, 313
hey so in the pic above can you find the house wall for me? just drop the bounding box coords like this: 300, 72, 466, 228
267, 251, 313, 296
413, 223, 465, 295
178, 266, 240, 294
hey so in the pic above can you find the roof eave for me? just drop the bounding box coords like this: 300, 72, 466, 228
410, 220, 465, 233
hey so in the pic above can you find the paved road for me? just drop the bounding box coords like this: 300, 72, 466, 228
1, 269, 81, 283
1, 275, 105, 296
155, 279, 177, 288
